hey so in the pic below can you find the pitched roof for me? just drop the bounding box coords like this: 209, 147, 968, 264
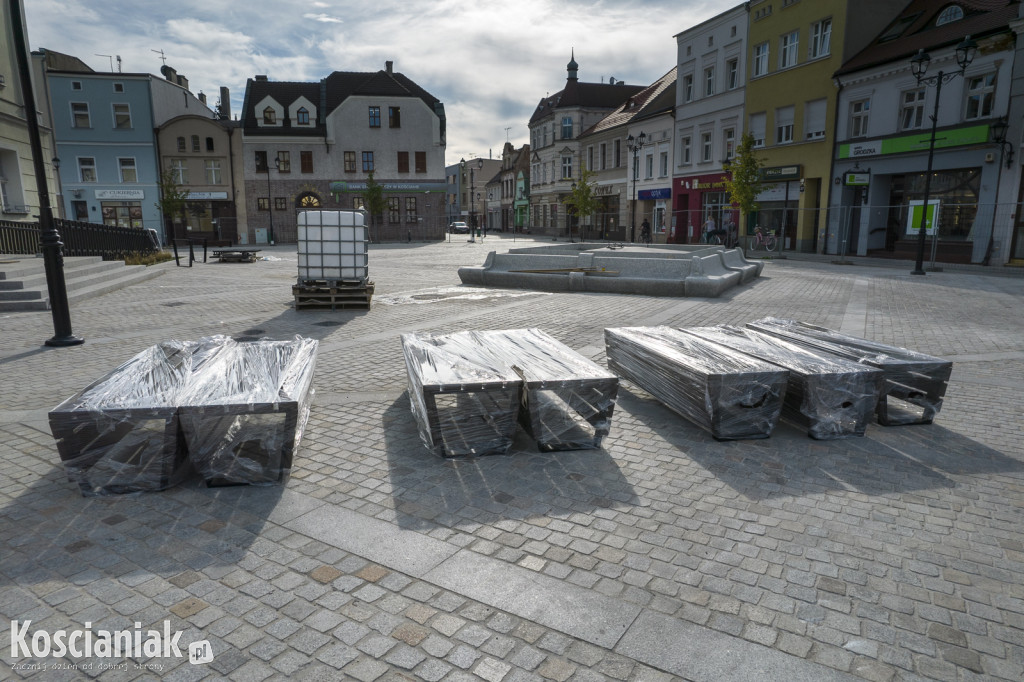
530, 79, 645, 125
580, 67, 677, 138
242, 68, 442, 136
835, 0, 1017, 77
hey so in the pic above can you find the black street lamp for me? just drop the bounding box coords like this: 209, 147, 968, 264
908, 35, 977, 275
627, 131, 646, 243
11, 0, 83, 346
461, 158, 483, 243
266, 156, 280, 245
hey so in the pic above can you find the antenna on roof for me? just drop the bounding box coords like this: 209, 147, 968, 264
95, 53, 113, 72
116, 55, 122, 73
505, 126, 511, 141
151, 49, 167, 66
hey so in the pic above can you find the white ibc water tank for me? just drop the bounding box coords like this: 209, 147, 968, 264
297, 210, 368, 282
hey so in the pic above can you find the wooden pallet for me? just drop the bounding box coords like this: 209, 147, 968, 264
293, 282, 374, 311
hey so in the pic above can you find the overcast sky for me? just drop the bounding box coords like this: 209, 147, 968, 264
24, 0, 721, 165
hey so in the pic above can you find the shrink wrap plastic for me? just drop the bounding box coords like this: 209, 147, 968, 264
49, 335, 317, 495
401, 328, 618, 456
605, 326, 788, 440
683, 326, 884, 440
746, 317, 951, 425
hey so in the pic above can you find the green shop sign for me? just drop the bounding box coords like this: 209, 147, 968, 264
839, 124, 990, 159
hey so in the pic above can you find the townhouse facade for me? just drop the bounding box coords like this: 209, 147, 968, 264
240, 61, 447, 244
2, 2, 59, 222
829, 0, 1021, 265
497, 141, 531, 233
673, 5, 748, 245
744, 0, 903, 253
528, 54, 644, 238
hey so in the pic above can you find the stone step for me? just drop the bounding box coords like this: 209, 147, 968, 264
0, 256, 167, 312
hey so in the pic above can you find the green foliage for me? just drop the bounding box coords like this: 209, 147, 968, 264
120, 250, 174, 266
155, 169, 189, 226
562, 167, 599, 233
364, 171, 387, 240
723, 133, 773, 221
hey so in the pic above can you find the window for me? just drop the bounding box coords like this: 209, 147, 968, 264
900, 88, 926, 130
683, 74, 693, 102
405, 197, 418, 221
389, 106, 401, 128
809, 19, 832, 58
301, 150, 313, 173
262, 107, 276, 124
599, 143, 607, 170
702, 133, 713, 162
171, 159, 188, 184
850, 99, 870, 137
275, 197, 287, 210
660, 151, 668, 177
297, 107, 309, 125
255, 150, 268, 172
614, 139, 621, 167
118, 157, 137, 183
78, 157, 96, 182
71, 102, 90, 128
776, 106, 795, 144
191, 135, 200, 153
704, 67, 715, 97
936, 5, 964, 25
561, 155, 572, 179
749, 112, 767, 147
415, 151, 426, 173
205, 160, 222, 184
257, 197, 269, 211
113, 82, 124, 93
681, 136, 692, 164
796, 99, 823, 141
727, 59, 739, 89
562, 116, 573, 140
388, 197, 400, 223
753, 42, 769, 77
177, 136, 186, 152
113, 103, 131, 129
344, 151, 357, 172
299, 193, 321, 207
723, 128, 736, 160
71, 81, 82, 90
353, 196, 365, 211
362, 151, 374, 172
397, 151, 409, 173
206, 137, 214, 152
276, 151, 290, 173
965, 73, 995, 120
780, 31, 799, 68
369, 106, 381, 128
645, 154, 654, 178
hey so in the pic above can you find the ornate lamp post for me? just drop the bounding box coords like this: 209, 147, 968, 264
626, 131, 646, 243
908, 35, 977, 275
266, 156, 280, 245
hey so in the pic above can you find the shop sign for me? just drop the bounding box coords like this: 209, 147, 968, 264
844, 173, 870, 186
95, 189, 144, 200
679, 174, 728, 191
330, 181, 447, 193
839, 124, 990, 159
185, 191, 229, 200
761, 165, 802, 181
638, 188, 671, 200
906, 200, 939, 236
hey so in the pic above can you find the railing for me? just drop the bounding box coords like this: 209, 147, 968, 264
0, 218, 159, 258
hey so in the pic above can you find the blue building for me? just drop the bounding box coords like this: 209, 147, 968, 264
38, 50, 214, 244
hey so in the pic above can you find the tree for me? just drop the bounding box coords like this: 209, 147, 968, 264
722, 133, 773, 233
562, 167, 600, 241
155, 168, 189, 242
364, 171, 387, 243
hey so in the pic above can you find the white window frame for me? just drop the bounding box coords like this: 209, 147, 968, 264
171, 159, 188, 185
683, 74, 693, 102
561, 155, 572, 179
205, 160, 222, 185
809, 19, 832, 59
776, 106, 795, 145
704, 67, 716, 97
964, 72, 996, 120
899, 88, 926, 130
723, 129, 736, 160
701, 132, 713, 162
118, 157, 137, 183
780, 31, 799, 69
112, 103, 132, 129
681, 136, 692, 165
78, 156, 97, 183
71, 102, 91, 128
850, 99, 870, 138
660, 151, 668, 177
753, 42, 769, 77
727, 59, 739, 90
749, 112, 767, 148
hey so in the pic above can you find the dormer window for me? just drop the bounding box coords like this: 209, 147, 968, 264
936, 5, 964, 25
297, 107, 309, 125
263, 107, 276, 124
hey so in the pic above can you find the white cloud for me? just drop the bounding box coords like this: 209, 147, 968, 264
303, 13, 344, 24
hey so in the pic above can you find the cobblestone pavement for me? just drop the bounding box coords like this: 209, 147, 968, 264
1, 236, 1023, 681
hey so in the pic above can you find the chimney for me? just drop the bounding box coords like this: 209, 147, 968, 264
177, 74, 189, 90
219, 86, 231, 120
386, 61, 393, 74
609, 77, 616, 85
198, 91, 207, 105
160, 64, 177, 82
254, 74, 268, 81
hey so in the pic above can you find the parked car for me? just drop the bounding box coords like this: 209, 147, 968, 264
449, 221, 470, 234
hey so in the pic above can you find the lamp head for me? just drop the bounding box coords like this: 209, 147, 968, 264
956, 35, 977, 71
991, 116, 1008, 143
637, 131, 647, 146
910, 48, 930, 80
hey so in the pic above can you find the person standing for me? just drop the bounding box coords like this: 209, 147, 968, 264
640, 218, 652, 244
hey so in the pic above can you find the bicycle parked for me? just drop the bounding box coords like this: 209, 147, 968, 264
699, 228, 727, 245
748, 225, 778, 252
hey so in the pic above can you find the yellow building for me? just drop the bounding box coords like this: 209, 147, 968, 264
745, 0, 904, 252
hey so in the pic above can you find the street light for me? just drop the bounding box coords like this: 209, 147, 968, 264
626, 131, 646, 243
990, 116, 1015, 168
266, 155, 280, 245
461, 158, 483, 242
908, 35, 977, 275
